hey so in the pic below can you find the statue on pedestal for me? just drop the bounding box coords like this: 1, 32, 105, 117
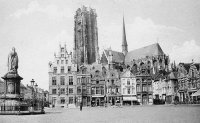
7, 47, 18, 73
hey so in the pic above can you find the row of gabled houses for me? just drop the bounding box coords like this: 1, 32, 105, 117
48, 6, 200, 108
177, 62, 200, 103
48, 42, 200, 107
153, 61, 200, 104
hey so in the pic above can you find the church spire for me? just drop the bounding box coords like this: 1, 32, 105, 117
122, 15, 128, 56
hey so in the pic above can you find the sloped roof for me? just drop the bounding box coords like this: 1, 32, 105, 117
179, 63, 190, 72
153, 70, 178, 81
168, 72, 178, 80
125, 43, 164, 64
106, 69, 118, 77
192, 89, 200, 96
20, 83, 26, 89
179, 63, 200, 72
104, 50, 125, 63
195, 64, 200, 71
121, 69, 135, 78
153, 70, 168, 81
26, 85, 33, 90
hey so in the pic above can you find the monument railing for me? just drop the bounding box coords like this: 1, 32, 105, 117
0, 105, 29, 113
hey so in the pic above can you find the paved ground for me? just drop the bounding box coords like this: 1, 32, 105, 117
1, 105, 200, 123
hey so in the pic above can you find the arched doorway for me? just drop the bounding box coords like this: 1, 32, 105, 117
96, 98, 100, 106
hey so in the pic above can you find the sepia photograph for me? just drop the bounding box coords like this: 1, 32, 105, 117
0, 0, 200, 123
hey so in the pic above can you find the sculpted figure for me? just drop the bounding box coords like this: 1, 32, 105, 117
8, 47, 18, 72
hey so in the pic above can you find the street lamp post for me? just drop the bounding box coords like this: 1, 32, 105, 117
30, 79, 35, 87
81, 78, 83, 107
30, 79, 35, 106
35, 83, 38, 110
30, 79, 35, 112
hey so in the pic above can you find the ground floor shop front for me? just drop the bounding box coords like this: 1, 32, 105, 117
50, 93, 155, 107
137, 93, 153, 105
49, 95, 76, 108
76, 96, 91, 107
122, 95, 138, 105
91, 96, 105, 107
166, 95, 175, 104
106, 95, 122, 106
50, 95, 107, 107
178, 91, 187, 103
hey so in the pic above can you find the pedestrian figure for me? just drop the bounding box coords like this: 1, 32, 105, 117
80, 102, 83, 111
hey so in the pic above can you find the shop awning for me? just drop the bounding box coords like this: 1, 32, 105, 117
123, 96, 137, 101
92, 95, 105, 98
107, 95, 122, 97
191, 90, 200, 96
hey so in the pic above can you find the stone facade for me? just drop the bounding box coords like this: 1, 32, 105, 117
165, 72, 178, 104
153, 77, 169, 101
49, 44, 107, 107
106, 68, 122, 106
152, 65, 178, 104
90, 63, 106, 107
177, 61, 200, 103
76, 65, 91, 107
0, 79, 4, 94
73, 6, 100, 66
48, 44, 77, 108
153, 78, 163, 100
136, 74, 153, 105
121, 70, 137, 105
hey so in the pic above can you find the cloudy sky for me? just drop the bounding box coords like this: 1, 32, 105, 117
0, 0, 200, 90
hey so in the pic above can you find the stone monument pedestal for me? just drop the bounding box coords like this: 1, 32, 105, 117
0, 71, 29, 115
0, 47, 44, 115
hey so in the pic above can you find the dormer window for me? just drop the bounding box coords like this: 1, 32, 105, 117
61, 48, 64, 52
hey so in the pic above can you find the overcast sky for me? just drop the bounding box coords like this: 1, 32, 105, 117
0, 0, 200, 90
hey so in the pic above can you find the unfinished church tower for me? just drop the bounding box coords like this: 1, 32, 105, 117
73, 6, 100, 66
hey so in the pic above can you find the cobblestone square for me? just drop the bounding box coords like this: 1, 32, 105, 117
1, 105, 200, 123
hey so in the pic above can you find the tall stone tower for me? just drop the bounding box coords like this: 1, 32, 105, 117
73, 6, 100, 66
122, 16, 128, 56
